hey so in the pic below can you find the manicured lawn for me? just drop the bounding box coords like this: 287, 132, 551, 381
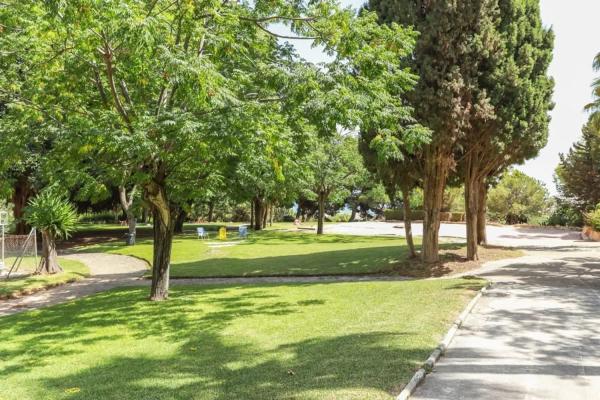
0, 278, 485, 400
77, 231, 410, 278
0, 259, 89, 298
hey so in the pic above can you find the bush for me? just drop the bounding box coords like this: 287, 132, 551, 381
450, 212, 465, 222
544, 201, 583, 227
382, 209, 426, 221
585, 206, 600, 231
282, 215, 295, 222
328, 212, 352, 222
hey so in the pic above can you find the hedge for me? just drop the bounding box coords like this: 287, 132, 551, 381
384, 209, 465, 222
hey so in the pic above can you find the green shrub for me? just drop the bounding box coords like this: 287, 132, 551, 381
544, 201, 583, 227
79, 211, 119, 224
383, 209, 425, 221
450, 212, 465, 222
329, 212, 352, 223
585, 206, 600, 231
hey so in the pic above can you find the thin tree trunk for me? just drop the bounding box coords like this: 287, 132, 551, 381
464, 155, 480, 261
145, 176, 174, 301
349, 205, 357, 222
422, 151, 450, 263
250, 201, 254, 228
477, 181, 488, 245
12, 175, 33, 235
37, 230, 62, 274
317, 191, 325, 235
118, 185, 137, 245
269, 204, 274, 226
262, 201, 268, 228
174, 209, 186, 234
207, 201, 214, 223
253, 197, 263, 230
401, 186, 417, 259
141, 207, 149, 223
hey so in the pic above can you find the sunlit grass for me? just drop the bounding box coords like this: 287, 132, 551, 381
0, 278, 485, 399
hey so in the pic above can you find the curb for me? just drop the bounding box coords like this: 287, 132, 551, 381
396, 282, 491, 400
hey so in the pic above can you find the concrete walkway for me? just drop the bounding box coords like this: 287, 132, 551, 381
413, 246, 600, 400
0, 253, 148, 317
0, 253, 412, 317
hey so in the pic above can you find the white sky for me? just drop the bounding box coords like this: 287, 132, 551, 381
286, 0, 600, 194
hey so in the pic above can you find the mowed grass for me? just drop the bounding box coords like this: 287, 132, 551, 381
77, 231, 409, 278
0, 278, 485, 400
0, 259, 89, 298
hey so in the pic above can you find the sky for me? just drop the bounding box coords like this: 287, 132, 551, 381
284, 0, 600, 194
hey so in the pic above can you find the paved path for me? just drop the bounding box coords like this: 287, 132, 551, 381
0, 253, 148, 317
326, 221, 600, 249
0, 252, 412, 317
413, 246, 600, 400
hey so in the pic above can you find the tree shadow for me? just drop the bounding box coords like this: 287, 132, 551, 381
0, 285, 439, 399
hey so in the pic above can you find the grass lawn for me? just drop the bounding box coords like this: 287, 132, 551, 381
0, 259, 89, 298
0, 278, 485, 400
76, 231, 410, 278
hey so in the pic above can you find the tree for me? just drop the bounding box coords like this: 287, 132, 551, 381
586, 52, 600, 127
460, 0, 553, 257
487, 170, 550, 224
3, 1, 423, 300
359, 131, 421, 258
307, 134, 364, 235
556, 121, 600, 211
24, 191, 78, 274
370, 0, 553, 261
369, 0, 502, 262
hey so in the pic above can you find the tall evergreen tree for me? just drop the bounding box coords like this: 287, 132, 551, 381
457, 0, 554, 259
369, 0, 503, 262
556, 121, 600, 211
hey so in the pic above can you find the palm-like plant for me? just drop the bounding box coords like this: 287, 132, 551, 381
24, 191, 78, 274
585, 53, 600, 128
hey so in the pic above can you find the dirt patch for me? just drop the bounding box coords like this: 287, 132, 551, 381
393, 245, 524, 278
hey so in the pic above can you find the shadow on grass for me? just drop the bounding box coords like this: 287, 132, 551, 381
0, 286, 432, 399
170, 245, 409, 277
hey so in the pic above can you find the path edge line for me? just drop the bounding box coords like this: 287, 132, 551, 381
395, 281, 491, 400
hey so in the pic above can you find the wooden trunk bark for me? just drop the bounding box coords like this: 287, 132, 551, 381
174, 209, 186, 234
145, 177, 174, 301
118, 185, 137, 245
401, 187, 417, 259
253, 198, 264, 231
262, 201, 268, 229
37, 230, 62, 274
477, 181, 488, 245
464, 155, 480, 261
250, 201, 254, 228
12, 176, 33, 235
422, 152, 450, 263
349, 206, 357, 222
317, 192, 325, 235
207, 201, 214, 223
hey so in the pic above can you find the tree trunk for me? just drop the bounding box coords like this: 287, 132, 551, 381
207, 201, 214, 223
253, 197, 264, 230
174, 209, 186, 234
37, 230, 62, 274
250, 201, 254, 228
141, 207, 149, 224
269, 204, 274, 226
12, 175, 33, 235
422, 151, 450, 263
401, 186, 417, 258
145, 177, 174, 301
262, 201, 269, 228
464, 155, 480, 261
317, 191, 325, 235
118, 185, 137, 245
477, 181, 488, 245
349, 205, 357, 222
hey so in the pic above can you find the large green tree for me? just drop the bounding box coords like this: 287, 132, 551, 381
556, 120, 600, 211
369, 0, 502, 262
457, 0, 554, 259
2, 1, 424, 300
